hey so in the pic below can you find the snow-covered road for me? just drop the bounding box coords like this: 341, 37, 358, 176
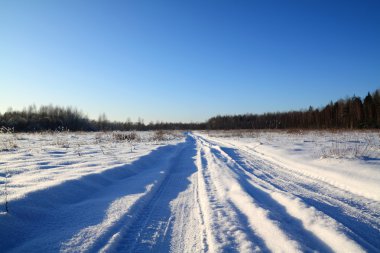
1, 132, 379, 252
193, 134, 379, 252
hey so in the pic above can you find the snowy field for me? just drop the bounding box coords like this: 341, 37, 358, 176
0, 130, 379, 252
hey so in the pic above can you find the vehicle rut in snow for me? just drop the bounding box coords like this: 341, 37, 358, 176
107, 136, 205, 253
104, 133, 377, 253
194, 134, 378, 252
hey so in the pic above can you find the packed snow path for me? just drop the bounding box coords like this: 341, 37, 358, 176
1, 133, 379, 252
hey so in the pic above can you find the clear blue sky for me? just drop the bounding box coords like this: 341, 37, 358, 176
1, 0, 379, 123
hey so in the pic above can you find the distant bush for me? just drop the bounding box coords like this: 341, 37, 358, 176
0, 127, 18, 151
112, 132, 138, 142
153, 130, 165, 141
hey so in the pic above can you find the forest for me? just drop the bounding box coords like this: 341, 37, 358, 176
207, 89, 380, 130
0, 89, 379, 132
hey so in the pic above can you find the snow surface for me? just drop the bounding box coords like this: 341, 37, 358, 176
0, 130, 379, 252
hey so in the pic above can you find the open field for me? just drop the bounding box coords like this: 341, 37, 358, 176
1, 130, 379, 252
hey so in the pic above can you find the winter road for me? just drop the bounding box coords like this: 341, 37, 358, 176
1, 133, 379, 253
102, 133, 379, 252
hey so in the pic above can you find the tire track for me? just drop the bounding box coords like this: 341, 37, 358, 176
195, 134, 367, 252
217, 140, 380, 251
195, 135, 302, 252
105, 135, 202, 253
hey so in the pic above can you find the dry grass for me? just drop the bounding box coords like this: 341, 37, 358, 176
0, 127, 18, 152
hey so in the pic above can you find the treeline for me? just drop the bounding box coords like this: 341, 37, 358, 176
207, 89, 380, 130
0, 105, 94, 132
1, 89, 379, 132
0, 105, 204, 132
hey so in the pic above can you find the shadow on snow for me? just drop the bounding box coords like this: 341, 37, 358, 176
0, 136, 196, 252
216, 146, 334, 253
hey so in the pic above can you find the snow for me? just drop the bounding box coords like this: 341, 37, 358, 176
0, 130, 379, 252
204, 130, 380, 202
